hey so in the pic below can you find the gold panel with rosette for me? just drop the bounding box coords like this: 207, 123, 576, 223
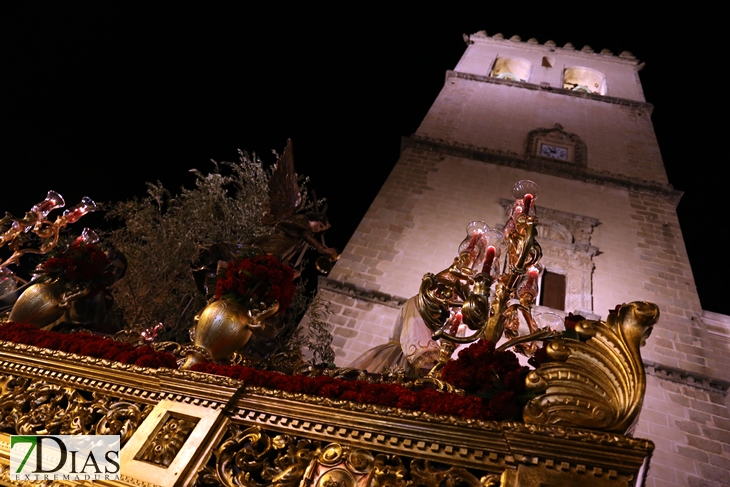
0, 338, 654, 487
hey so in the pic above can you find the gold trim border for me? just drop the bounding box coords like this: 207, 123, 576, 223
0, 341, 654, 486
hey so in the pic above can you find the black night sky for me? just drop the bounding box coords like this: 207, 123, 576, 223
2, 6, 722, 314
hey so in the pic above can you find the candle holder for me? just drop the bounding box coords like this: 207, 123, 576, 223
0, 192, 97, 269
417, 180, 548, 377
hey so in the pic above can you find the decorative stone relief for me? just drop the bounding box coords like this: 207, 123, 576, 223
525, 124, 588, 167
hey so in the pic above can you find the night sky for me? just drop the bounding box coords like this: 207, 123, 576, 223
3, 6, 721, 314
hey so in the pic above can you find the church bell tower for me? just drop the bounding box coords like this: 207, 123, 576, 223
313, 31, 730, 487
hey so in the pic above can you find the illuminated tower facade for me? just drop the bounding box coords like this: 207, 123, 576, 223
313, 32, 730, 486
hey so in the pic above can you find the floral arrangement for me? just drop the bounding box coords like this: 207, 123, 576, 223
0, 322, 177, 369
191, 340, 535, 421
41, 242, 114, 294
215, 254, 296, 314
441, 340, 532, 420
0, 322, 534, 421
190, 362, 493, 419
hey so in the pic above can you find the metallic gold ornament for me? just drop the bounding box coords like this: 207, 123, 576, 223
417, 181, 545, 378
523, 301, 660, 434
409, 459, 486, 486
8, 281, 89, 328
0, 339, 655, 487
216, 425, 320, 487
180, 298, 279, 369
0, 374, 148, 443
417, 180, 542, 377
367, 454, 410, 487
137, 415, 198, 467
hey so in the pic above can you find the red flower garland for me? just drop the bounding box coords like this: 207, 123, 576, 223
215, 255, 296, 313
0, 324, 535, 421
190, 362, 494, 420
0, 322, 177, 369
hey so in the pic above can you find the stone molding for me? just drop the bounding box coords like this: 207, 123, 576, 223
498, 198, 600, 248
468, 31, 640, 65
699, 310, 730, 338
402, 135, 683, 206
318, 276, 408, 309
644, 360, 730, 394
445, 70, 652, 112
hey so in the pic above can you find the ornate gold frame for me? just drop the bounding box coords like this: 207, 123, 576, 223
120, 400, 226, 487
0, 341, 653, 486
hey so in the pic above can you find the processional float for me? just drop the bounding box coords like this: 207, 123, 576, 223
0, 171, 657, 485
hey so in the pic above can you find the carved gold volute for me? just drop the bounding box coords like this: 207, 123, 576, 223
524, 301, 660, 433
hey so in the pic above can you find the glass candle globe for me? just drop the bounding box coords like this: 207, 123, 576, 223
477, 229, 505, 276
511, 180, 539, 217
31, 191, 66, 219
63, 196, 98, 223
457, 221, 490, 269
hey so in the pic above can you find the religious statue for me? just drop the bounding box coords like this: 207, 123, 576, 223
248, 138, 338, 273
349, 295, 455, 376
351, 181, 550, 378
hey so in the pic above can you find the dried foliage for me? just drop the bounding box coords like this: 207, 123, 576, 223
286, 293, 335, 364
104, 151, 333, 362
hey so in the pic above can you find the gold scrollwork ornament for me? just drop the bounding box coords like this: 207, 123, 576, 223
409, 459, 490, 487
137, 415, 198, 467
304, 443, 373, 487
216, 425, 320, 487
0, 374, 148, 444
523, 301, 660, 433
367, 454, 411, 487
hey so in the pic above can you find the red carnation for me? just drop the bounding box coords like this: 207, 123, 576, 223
0, 322, 179, 370
396, 392, 420, 410
488, 391, 519, 419
215, 255, 296, 314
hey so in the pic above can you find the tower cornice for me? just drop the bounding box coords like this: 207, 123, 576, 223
446, 70, 654, 113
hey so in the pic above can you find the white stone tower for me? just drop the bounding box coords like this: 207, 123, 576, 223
312, 32, 730, 486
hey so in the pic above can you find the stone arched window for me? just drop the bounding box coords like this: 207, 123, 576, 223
489, 56, 532, 82
563, 67, 606, 95
525, 124, 587, 167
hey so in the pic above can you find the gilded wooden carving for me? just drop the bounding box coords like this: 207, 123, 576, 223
0, 323, 654, 487
523, 301, 659, 433
0, 374, 147, 443
137, 415, 198, 467
216, 425, 319, 487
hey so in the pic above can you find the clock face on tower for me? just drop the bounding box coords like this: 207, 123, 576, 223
540, 143, 569, 160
